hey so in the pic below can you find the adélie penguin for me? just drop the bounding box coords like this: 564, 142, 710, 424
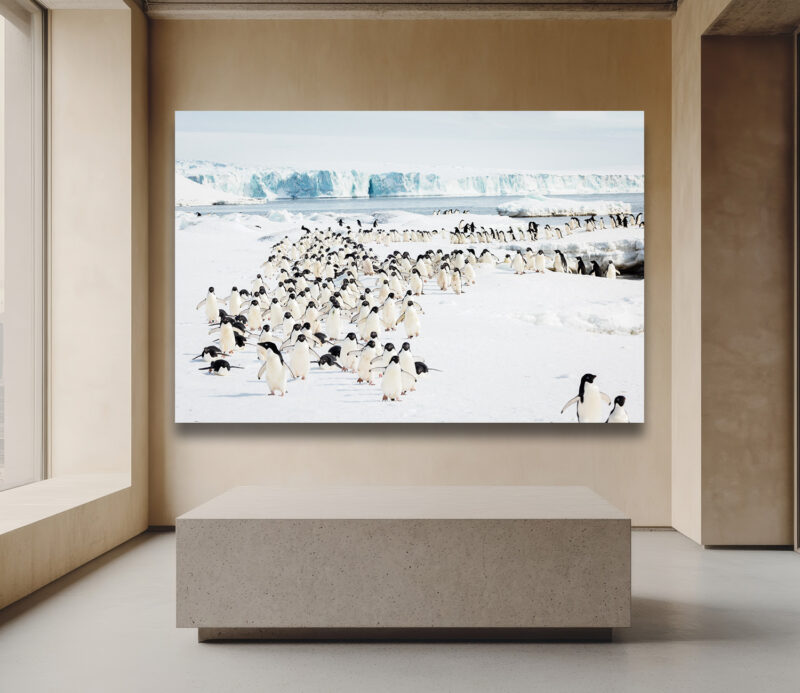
257, 342, 294, 396
372, 355, 417, 402
560, 373, 612, 423
606, 395, 630, 423
196, 287, 220, 324
198, 359, 242, 376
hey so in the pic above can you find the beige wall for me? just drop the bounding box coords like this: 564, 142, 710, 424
0, 3, 149, 610
148, 19, 672, 526
701, 36, 795, 546
670, 0, 732, 542
50, 10, 133, 476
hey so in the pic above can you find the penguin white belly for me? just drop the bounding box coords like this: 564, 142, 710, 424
342, 345, 359, 371
204, 295, 218, 323
463, 264, 476, 285
381, 303, 397, 330
264, 354, 287, 395
219, 324, 236, 353
411, 275, 423, 296
290, 343, 310, 379
607, 405, 629, 423
247, 307, 261, 330
511, 255, 525, 275
327, 311, 343, 340
357, 348, 376, 383
534, 255, 546, 273
577, 387, 607, 423
404, 307, 421, 338
381, 364, 404, 401
229, 294, 242, 315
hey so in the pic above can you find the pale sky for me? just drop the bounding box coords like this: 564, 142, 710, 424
175, 111, 644, 174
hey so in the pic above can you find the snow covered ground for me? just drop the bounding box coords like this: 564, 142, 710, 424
497, 196, 632, 218
175, 209, 644, 423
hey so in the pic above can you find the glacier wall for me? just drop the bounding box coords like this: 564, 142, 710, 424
177, 161, 644, 201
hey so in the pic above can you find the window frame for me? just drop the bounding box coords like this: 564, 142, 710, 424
0, 0, 47, 491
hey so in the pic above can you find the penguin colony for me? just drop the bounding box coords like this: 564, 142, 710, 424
193, 211, 642, 417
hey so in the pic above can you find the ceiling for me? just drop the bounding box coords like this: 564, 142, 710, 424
143, 0, 678, 20
706, 0, 800, 35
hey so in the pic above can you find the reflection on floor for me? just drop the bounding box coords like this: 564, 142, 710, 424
0, 530, 798, 692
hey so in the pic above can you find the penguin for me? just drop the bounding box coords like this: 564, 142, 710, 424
286, 334, 317, 381
511, 252, 526, 275
217, 322, 237, 354
606, 395, 630, 423
198, 359, 242, 376
398, 342, 417, 390
606, 262, 620, 279
191, 345, 225, 362
339, 332, 361, 371
246, 300, 262, 331
533, 250, 547, 273
196, 287, 220, 324
257, 342, 293, 396
414, 361, 442, 376
554, 249, 570, 274
373, 355, 417, 401
561, 374, 612, 423
356, 340, 378, 384
401, 300, 421, 338
313, 353, 345, 370
591, 260, 603, 277
226, 286, 242, 315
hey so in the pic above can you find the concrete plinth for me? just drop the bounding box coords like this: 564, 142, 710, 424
177, 486, 630, 641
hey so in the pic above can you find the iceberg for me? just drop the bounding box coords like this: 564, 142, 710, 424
176, 161, 644, 202
497, 196, 633, 218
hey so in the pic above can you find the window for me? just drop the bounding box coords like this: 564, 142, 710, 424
0, 0, 45, 491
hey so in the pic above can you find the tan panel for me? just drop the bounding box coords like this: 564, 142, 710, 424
148, 19, 671, 526
669, 0, 732, 543
50, 10, 132, 475
700, 36, 795, 545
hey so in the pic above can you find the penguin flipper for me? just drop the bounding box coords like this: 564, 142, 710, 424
257, 362, 267, 380
401, 371, 418, 389
561, 396, 579, 414
600, 392, 612, 405
196, 299, 207, 310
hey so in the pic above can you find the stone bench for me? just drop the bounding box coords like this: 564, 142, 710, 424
176, 486, 630, 641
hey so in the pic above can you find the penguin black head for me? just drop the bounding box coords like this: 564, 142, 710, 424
370, 331, 378, 340
401, 342, 411, 352
384, 343, 396, 353
251, 300, 258, 306
345, 332, 357, 341
208, 286, 215, 293
578, 373, 597, 401
231, 286, 238, 291
366, 340, 376, 349
296, 334, 307, 343
388, 355, 400, 365
614, 395, 626, 407
283, 312, 292, 320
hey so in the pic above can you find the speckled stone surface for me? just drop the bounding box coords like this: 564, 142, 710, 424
176, 486, 630, 635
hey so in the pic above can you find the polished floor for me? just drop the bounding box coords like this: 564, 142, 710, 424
1, 530, 799, 692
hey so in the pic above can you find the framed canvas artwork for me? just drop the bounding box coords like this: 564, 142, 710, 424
175, 111, 644, 423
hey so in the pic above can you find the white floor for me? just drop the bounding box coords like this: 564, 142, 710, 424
1, 530, 799, 692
